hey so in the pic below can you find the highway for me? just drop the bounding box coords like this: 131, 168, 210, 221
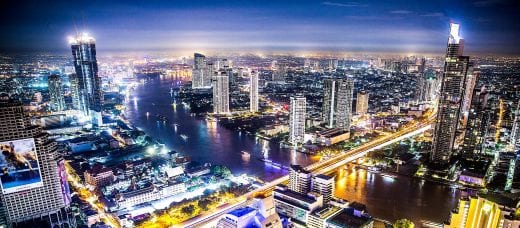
182, 117, 434, 227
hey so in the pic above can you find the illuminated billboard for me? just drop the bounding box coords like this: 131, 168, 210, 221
0, 138, 43, 194
57, 160, 71, 205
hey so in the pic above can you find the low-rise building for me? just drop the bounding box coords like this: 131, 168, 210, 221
317, 128, 350, 146
84, 164, 115, 188
273, 185, 323, 226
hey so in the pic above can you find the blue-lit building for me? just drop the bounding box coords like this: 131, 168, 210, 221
69, 33, 103, 125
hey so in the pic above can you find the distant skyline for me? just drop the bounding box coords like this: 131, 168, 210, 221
1, 0, 519, 55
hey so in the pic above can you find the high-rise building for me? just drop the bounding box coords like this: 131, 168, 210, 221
289, 96, 306, 145
460, 68, 478, 127
288, 165, 311, 194
312, 174, 335, 203
48, 74, 65, 112
212, 69, 229, 114
356, 91, 369, 116
250, 70, 259, 112
510, 101, 520, 151
462, 86, 491, 156
69, 33, 103, 125
192, 53, 207, 89
322, 79, 354, 131
431, 23, 471, 164
446, 195, 520, 228
69, 74, 80, 110
415, 69, 440, 104
0, 101, 74, 227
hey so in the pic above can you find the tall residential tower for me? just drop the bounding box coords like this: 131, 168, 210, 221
69, 33, 103, 125
322, 79, 354, 131
431, 23, 471, 164
289, 96, 306, 145
250, 70, 259, 112
212, 69, 230, 114
48, 74, 65, 112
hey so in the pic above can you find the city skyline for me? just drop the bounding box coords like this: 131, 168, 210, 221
1, 0, 520, 55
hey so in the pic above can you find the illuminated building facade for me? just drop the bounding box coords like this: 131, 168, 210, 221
48, 74, 65, 112
289, 165, 311, 194
322, 79, 354, 131
446, 195, 520, 228
462, 86, 491, 156
69, 74, 80, 110
510, 101, 520, 151
250, 70, 259, 112
0, 102, 74, 227
192, 53, 207, 89
356, 91, 369, 116
70, 33, 103, 125
431, 23, 471, 164
289, 96, 306, 145
415, 69, 440, 104
213, 69, 230, 114
312, 174, 335, 203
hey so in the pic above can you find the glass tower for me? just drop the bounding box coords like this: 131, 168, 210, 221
431, 23, 471, 164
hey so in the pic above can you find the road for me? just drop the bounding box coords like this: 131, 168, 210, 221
182, 117, 434, 227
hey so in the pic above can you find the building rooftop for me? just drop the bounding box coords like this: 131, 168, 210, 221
290, 164, 310, 174
228, 207, 256, 218
328, 209, 373, 228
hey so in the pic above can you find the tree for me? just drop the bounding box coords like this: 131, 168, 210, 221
394, 219, 414, 228
181, 204, 195, 216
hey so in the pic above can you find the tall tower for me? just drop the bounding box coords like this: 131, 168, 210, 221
288, 165, 311, 195
68, 74, 80, 110
250, 70, 259, 112
510, 101, 520, 151
192, 53, 208, 89
431, 23, 471, 164
322, 79, 354, 130
48, 74, 65, 112
70, 33, 103, 124
0, 101, 74, 227
356, 91, 369, 116
212, 69, 229, 114
462, 86, 491, 156
289, 96, 306, 145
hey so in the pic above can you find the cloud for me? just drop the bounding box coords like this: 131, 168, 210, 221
421, 12, 444, 17
390, 10, 412, 14
322, 1, 368, 7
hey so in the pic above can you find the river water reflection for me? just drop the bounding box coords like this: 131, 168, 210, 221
125, 78, 460, 224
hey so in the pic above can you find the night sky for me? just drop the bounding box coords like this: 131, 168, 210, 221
1, 0, 519, 55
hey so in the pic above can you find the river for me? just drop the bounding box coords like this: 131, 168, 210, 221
124, 78, 460, 225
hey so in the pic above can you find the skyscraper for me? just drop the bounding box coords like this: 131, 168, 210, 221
288, 165, 311, 195
356, 91, 369, 116
431, 23, 471, 164
70, 33, 103, 125
212, 69, 229, 114
48, 74, 65, 112
0, 101, 74, 227
322, 79, 354, 131
415, 69, 440, 104
462, 86, 491, 156
250, 70, 259, 112
460, 68, 478, 128
289, 96, 306, 145
192, 53, 206, 89
510, 101, 520, 151
69, 74, 80, 110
